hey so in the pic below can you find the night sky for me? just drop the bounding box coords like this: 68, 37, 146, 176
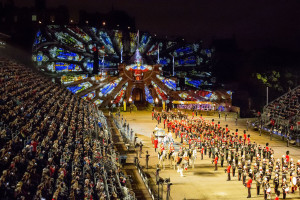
4, 0, 300, 50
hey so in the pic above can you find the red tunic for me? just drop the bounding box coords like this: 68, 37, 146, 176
154, 139, 158, 148
286, 155, 290, 162
214, 157, 218, 164
227, 165, 231, 173
246, 179, 252, 188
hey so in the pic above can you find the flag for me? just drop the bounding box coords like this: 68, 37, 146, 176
157, 45, 160, 64
136, 30, 140, 47
172, 55, 175, 76
120, 45, 123, 63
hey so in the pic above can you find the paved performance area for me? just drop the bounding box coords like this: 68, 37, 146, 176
118, 111, 300, 200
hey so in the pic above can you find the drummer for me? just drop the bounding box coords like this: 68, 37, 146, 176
282, 178, 289, 199
291, 172, 297, 193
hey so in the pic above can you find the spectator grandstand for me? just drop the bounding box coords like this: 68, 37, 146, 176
262, 85, 300, 141
0, 58, 134, 200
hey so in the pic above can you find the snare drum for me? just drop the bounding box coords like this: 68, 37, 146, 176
285, 187, 289, 192
266, 188, 271, 193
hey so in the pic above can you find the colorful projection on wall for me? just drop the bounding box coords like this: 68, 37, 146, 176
49, 47, 83, 61
138, 34, 151, 53
32, 52, 49, 66
113, 83, 128, 104
152, 81, 168, 101
61, 74, 88, 84
47, 62, 82, 72
99, 77, 122, 97
33, 26, 218, 107
54, 32, 85, 51
114, 30, 123, 52
185, 78, 203, 89
94, 99, 103, 105
178, 92, 196, 101
91, 75, 106, 82
67, 82, 92, 94
227, 91, 233, 99
176, 56, 197, 66
82, 91, 96, 100
147, 43, 161, 56
67, 26, 91, 42
99, 31, 115, 54
126, 64, 152, 71
34, 26, 213, 77
159, 57, 170, 66
156, 75, 176, 90
129, 32, 137, 53
179, 92, 188, 100
145, 86, 154, 104
33, 31, 46, 46
173, 44, 199, 57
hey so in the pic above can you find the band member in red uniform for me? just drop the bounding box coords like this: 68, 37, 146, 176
154, 138, 158, 152
227, 164, 231, 181
246, 175, 252, 198
214, 155, 218, 171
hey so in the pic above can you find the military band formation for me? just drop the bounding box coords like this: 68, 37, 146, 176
150, 110, 300, 200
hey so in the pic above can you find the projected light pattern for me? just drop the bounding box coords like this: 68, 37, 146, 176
67, 26, 91, 42
129, 32, 137, 53
174, 44, 199, 57
177, 56, 197, 66
145, 86, 154, 104
54, 32, 85, 51
34, 26, 214, 73
138, 34, 151, 53
159, 58, 170, 66
47, 62, 82, 72
113, 83, 128, 104
67, 82, 92, 94
185, 78, 203, 88
33, 31, 46, 45
152, 81, 168, 101
91, 75, 106, 82
147, 43, 160, 55
99, 77, 122, 97
114, 30, 123, 52
32, 52, 49, 65
61, 74, 88, 84
94, 99, 103, 105
33, 26, 221, 107
179, 92, 188, 100
156, 75, 176, 90
82, 91, 96, 100
227, 91, 233, 99
99, 31, 115, 54
49, 47, 83, 61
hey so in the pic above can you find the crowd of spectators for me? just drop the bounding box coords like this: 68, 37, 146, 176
263, 86, 300, 137
0, 58, 133, 200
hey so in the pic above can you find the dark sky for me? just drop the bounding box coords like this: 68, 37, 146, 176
6, 0, 300, 50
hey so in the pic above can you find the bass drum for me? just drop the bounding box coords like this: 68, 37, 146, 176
292, 177, 297, 186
